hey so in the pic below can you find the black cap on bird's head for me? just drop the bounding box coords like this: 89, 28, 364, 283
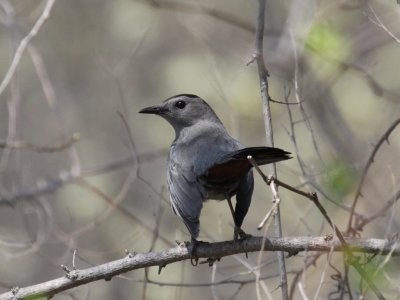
139, 94, 222, 133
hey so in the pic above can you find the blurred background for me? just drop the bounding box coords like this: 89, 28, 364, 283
0, 0, 399, 299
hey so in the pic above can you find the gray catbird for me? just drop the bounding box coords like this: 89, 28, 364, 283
139, 94, 290, 251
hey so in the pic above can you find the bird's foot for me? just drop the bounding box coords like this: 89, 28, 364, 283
234, 227, 252, 259
189, 238, 209, 266
233, 227, 252, 241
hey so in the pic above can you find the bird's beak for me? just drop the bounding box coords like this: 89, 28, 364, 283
138, 105, 167, 115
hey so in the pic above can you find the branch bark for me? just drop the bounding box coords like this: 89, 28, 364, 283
1, 236, 397, 300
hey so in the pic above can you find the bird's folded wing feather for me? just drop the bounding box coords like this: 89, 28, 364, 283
205, 147, 291, 183
168, 162, 204, 238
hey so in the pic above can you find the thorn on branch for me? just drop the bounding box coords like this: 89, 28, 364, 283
11, 286, 19, 295
246, 52, 257, 66
61, 264, 79, 281
61, 264, 71, 273
385, 134, 390, 144
158, 264, 166, 275
124, 249, 137, 258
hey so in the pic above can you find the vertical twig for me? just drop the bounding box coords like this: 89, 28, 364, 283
251, 1, 288, 299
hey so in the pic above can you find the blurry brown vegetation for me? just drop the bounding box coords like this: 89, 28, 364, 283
0, 0, 399, 299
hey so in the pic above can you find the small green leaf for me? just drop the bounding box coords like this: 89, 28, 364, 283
324, 159, 357, 199
306, 22, 349, 61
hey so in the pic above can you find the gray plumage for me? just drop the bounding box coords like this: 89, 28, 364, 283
139, 94, 290, 240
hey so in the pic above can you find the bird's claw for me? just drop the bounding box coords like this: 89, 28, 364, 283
189, 238, 209, 266
234, 227, 252, 241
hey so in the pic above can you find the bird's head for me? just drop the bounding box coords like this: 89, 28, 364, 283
139, 94, 222, 134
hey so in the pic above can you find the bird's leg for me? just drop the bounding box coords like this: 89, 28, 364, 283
227, 196, 236, 223
234, 227, 251, 240
227, 197, 250, 241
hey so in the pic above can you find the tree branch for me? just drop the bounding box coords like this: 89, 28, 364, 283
1, 237, 397, 300
251, 0, 288, 298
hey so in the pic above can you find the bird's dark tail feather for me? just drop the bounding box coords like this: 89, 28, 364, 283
231, 147, 291, 165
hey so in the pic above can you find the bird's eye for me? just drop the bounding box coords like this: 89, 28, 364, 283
175, 100, 186, 109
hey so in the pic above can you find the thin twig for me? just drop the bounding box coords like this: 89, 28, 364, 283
354, 188, 400, 231
289, 255, 321, 299
0, 134, 80, 153
364, 2, 400, 44
0, 149, 167, 204
0, 0, 56, 97
146, 0, 254, 33
347, 118, 400, 235
248, 156, 346, 246
74, 179, 173, 247
252, 1, 289, 298
269, 96, 302, 105
313, 248, 334, 300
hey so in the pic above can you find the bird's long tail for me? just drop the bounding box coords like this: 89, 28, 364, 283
230, 147, 291, 165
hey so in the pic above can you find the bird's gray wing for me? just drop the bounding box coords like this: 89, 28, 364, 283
168, 160, 204, 239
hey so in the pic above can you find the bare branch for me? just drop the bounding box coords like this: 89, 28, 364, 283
0, 134, 79, 153
252, 1, 288, 298
0, 149, 166, 204
347, 118, 400, 234
0, 0, 56, 97
355, 188, 400, 232
0, 237, 397, 300
364, 2, 400, 44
